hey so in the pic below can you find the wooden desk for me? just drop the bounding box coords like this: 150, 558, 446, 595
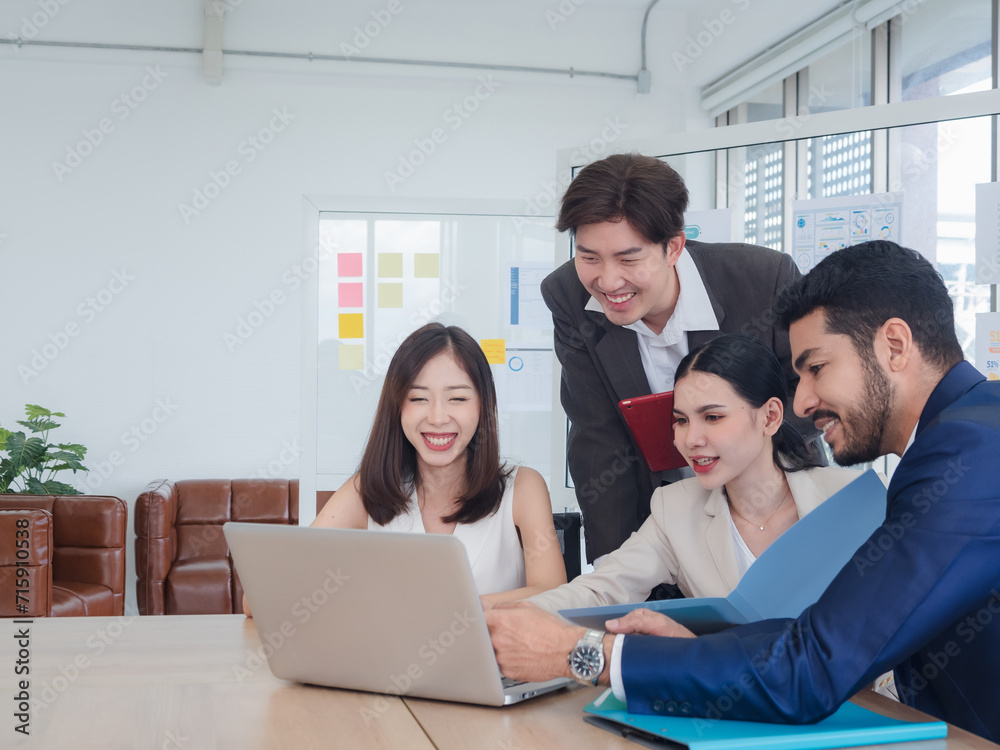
2, 615, 433, 749
1, 615, 996, 749
406, 684, 997, 750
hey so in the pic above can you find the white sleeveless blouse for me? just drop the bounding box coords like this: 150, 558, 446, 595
368, 466, 526, 595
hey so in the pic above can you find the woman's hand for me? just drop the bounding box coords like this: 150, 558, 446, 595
605, 608, 695, 639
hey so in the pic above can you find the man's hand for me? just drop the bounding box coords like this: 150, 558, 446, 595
606, 608, 695, 639
485, 602, 585, 683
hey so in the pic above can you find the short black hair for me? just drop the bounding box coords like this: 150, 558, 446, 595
556, 153, 688, 249
774, 240, 963, 372
676, 334, 822, 472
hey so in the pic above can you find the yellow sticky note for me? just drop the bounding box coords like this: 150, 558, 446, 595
480, 339, 505, 365
378, 253, 403, 278
378, 283, 403, 308
338, 344, 365, 371
414, 253, 440, 279
339, 313, 364, 339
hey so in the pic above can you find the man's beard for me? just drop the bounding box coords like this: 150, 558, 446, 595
826, 356, 895, 467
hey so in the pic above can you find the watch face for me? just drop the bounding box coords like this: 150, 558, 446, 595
570, 644, 603, 679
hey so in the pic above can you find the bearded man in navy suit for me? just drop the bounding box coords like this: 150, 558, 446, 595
487, 240, 1000, 741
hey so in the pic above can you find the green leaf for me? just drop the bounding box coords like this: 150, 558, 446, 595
0, 458, 14, 493
24, 404, 63, 419
5, 433, 46, 471
17, 418, 60, 433
23, 477, 49, 495
47, 452, 87, 471
56, 443, 88, 457
2, 406, 88, 493
39, 480, 80, 495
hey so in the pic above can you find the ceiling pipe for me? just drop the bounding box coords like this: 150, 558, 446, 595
638, 0, 660, 94
203, 0, 225, 85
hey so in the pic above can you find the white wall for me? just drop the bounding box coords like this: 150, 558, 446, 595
1, 0, 705, 613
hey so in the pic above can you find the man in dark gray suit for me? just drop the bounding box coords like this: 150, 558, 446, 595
543, 153, 807, 564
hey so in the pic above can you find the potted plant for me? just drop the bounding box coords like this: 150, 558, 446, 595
0, 404, 88, 494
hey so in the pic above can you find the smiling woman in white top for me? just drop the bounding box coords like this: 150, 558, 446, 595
306, 323, 566, 607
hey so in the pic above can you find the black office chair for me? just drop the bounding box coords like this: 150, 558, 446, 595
552, 511, 582, 581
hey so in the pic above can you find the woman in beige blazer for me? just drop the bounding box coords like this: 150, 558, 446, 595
529, 334, 860, 615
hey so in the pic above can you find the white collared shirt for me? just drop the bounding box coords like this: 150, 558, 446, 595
585, 250, 720, 393
901, 424, 918, 457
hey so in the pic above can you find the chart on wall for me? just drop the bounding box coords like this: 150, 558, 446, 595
791, 193, 903, 273
976, 312, 1000, 381
315, 211, 556, 481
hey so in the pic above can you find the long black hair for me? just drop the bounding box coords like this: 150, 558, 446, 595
359, 323, 509, 525
674, 333, 822, 472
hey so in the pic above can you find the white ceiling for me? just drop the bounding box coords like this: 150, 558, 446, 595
1, 0, 854, 91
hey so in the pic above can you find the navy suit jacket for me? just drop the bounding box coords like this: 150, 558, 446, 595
541, 241, 806, 561
620, 361, 1000, 741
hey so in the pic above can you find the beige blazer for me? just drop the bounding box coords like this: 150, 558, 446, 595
529, 466, 860, 615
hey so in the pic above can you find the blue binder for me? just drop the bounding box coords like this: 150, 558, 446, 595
584, 691, 947, 750
561, 470, 887, 633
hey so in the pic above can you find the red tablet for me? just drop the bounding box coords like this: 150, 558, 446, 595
618, 392, 688, 472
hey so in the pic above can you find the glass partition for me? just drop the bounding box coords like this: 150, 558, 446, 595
315, 211, 555, 489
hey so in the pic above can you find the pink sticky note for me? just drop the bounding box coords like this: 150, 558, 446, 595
338, 253, 363, 277
339, 282, 363, 308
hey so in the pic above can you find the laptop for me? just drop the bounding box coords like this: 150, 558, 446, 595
224, 522, 571, 706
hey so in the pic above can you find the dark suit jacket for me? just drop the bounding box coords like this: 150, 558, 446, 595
541, 240, 803, 561
620, 361, 1000, 741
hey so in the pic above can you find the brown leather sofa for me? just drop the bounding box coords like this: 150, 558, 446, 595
0, 495, 128, 617
135, 478, 298, 615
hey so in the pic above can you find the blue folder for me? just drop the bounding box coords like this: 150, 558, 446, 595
561, 470, 887, 633
584, 691, 947, 750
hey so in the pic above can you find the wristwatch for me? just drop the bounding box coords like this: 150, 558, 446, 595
568, 629, 606, 686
